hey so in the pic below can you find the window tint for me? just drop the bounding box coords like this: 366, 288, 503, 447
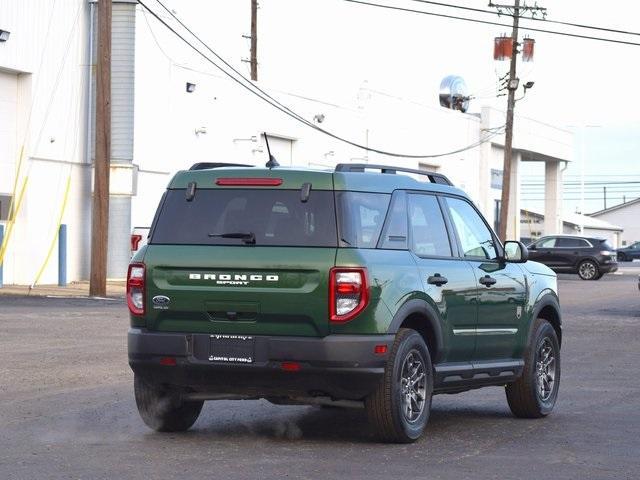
151, 189, 337, 246
446, 197, 498, 260
337, 192, 390, 248
407, 194, 451, 257
378, 191, 408, 250
598, 239, 613, 250
538, 237, 556, 248
555, 237, 588, 248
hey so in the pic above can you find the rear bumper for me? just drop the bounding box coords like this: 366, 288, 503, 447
599, 261, 618, 274
128, 328, 394, 400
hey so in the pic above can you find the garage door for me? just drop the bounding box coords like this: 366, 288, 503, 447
0, 70, 18, 196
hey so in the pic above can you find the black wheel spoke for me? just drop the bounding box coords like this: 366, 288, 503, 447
399, 348, 428, 423
535, 338, 556, 401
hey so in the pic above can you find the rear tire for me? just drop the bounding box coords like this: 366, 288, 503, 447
365, 328, 433, 443
578, 259, 599, 280
134, 374, 203, 432
506, 318, 560, 418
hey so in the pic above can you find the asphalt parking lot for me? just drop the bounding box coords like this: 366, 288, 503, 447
1, 266, 639, 480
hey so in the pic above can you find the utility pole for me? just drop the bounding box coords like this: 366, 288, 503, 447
90, 0, 111, 297
250, 0, 258, 81
492, 1, 545, 242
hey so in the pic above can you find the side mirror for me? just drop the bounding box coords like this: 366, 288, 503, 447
528, 243, 537, 250
504, 240, 529, 263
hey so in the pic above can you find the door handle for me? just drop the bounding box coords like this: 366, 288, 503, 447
479, 275, 497, 287
427, 273, 449, 286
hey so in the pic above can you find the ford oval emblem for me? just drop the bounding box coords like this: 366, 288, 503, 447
152, 295, 171, 306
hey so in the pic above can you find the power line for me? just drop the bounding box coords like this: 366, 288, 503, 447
522, 181, 640, 186
140, 0, 503, 159
343, 0, 640, 47
408, 0, 640, 37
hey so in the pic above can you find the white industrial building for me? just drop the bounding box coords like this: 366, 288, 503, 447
0, 0, 573, 285
589, 197, 640, 247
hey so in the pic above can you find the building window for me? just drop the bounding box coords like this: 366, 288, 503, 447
491, 169, 503, 189
0, 194, 12, 221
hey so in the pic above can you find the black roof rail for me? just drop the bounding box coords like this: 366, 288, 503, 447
334, 163, 453, 186
189, 162, 254, 171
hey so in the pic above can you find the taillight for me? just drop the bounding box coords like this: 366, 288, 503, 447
329, 267, 369, 323
130, 234, 142, 252
127, 263, 145, 316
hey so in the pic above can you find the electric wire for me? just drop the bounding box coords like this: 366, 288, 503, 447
140, 0, 503, 158
149, 0, 501, 158
408, 0, 640, 37
343, 0, 640, 47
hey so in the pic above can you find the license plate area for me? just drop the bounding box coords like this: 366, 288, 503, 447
208, 334, 254, 363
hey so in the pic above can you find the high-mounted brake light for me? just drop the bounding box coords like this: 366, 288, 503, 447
329, 267, 369, 323
127, 262, 145, 316
216, 178, 283, 186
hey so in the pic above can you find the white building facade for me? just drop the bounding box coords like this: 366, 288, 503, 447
589, 198, 640, 247
0, 1, 573, 285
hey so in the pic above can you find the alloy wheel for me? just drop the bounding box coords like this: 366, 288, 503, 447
579, 261, 596, 280
399, 350, 427, 423
535, 338, 556, 401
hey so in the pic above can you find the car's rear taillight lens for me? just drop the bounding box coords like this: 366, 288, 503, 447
130, 234, 142, 252
330, 267, 368, 323
127, 263, 145, 315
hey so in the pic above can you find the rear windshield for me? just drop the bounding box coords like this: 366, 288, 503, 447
151, 189, 337, 247
598, 239, 614, 250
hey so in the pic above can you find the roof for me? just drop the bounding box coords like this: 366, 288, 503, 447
589, 197, 640, 217
169, 165, 469, 196
534, 234, 608, 242
521, 208, 623, 232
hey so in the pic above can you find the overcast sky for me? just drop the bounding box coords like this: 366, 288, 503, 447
152, 0, 640, 213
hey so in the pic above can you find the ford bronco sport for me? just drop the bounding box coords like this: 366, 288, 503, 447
128, 163, 562, 443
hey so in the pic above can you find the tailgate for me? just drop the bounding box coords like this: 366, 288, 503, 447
144, 245, 336, 337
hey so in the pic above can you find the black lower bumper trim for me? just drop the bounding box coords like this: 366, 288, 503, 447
128, 329, 394, 400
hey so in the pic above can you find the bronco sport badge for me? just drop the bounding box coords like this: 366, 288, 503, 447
188, 273, 279, 286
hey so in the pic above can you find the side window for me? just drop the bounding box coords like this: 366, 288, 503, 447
407, 194, 452, 257
538, 237, 556, 248
555, 237, 575, 248
337, 192, 390, 248
446, 197, 498, 260
578, 239, 591, 248
378, 191, 408, 250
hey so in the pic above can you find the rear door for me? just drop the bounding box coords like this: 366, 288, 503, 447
407, 193, 478, 363
145, 187, 338, 337
554, 237, 589, 269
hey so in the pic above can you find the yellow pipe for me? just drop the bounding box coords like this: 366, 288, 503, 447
31, 174, 72, 288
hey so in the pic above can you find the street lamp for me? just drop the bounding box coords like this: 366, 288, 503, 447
0, 30, 10, 42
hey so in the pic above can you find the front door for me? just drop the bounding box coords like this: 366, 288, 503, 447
529, 237, 558, 266
406, 193, 478, 363
443, 196, 527, 361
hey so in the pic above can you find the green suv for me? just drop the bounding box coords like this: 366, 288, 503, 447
128, 163, 562, 442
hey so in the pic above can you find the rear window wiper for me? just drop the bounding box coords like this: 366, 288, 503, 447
208, 232, 256, 245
